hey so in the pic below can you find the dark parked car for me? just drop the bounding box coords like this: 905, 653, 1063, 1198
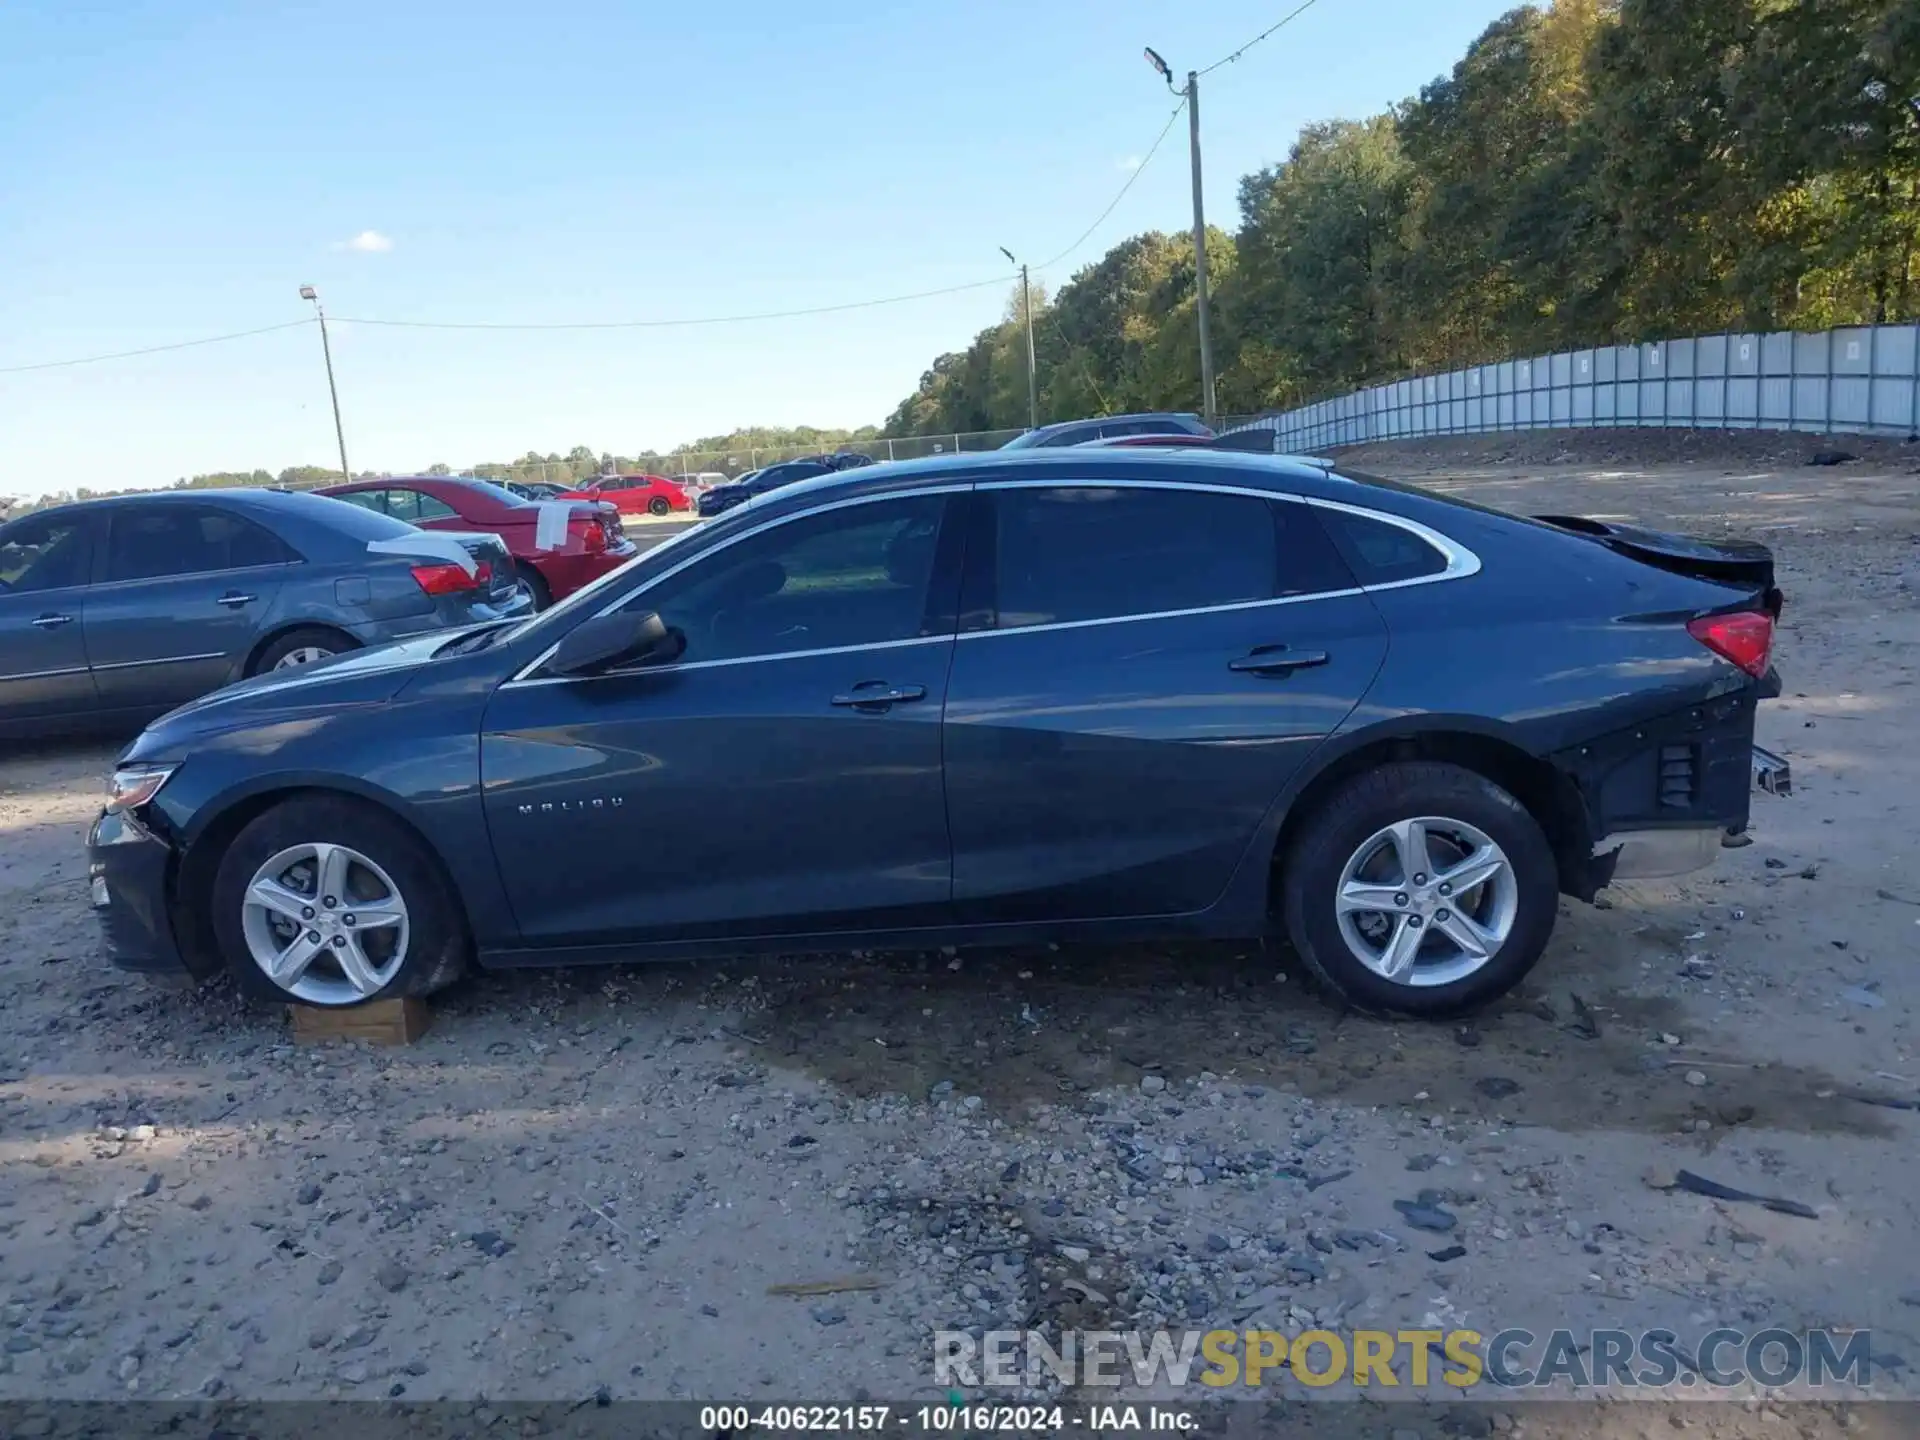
695, 459, 834, 518
501, 480, 568, 501
1000, 413, 1213, 449
0, 489, 530, 737
93, 451, 1797, 1013
91, 450, 1789, 1018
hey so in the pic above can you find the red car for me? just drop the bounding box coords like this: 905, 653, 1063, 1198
317, 476, 636, 609
557, 473, 692, 517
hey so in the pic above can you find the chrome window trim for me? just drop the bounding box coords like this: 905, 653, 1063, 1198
0, 664, 89, 682
1303, 494, 1482, 588
504, 633, 954, 689
501, 475, 1483, 683
90, 651, 227, 673
964, 476, 1480, 633
504, 484, 974, 685
85, 560, 305, 594
956, 587, 1368, 642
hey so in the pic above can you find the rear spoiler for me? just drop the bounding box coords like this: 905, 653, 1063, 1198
1534, 515, 1782, 616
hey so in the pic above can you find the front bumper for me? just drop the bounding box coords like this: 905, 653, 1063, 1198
87, 809, 191, 975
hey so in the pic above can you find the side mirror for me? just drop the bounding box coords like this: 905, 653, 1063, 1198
546, 610, 684, 678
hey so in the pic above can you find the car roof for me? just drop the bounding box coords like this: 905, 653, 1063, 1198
26, 486, 362, 521
1026, 411, 1199, 437
734, 447, 1361, 516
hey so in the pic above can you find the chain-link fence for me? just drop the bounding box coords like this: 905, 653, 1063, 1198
1224, 324, 1920, 453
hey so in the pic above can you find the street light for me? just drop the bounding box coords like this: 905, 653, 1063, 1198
1143, 47, 1217, 421
299, 285, 353, 484
1000, 247, 1040, 431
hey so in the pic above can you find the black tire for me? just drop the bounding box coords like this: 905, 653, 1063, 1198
515, 562, 553, 611
250, 626, 357, 677
210, 795, 470, 1006
647, 496, 671, 517
1280, 761, 1559, 1018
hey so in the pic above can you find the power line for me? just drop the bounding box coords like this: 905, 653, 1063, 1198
0, 319, 313, 375
1198, 0, 1324, 76
328, 274, 1014, 333
1034, 99, 1188, 272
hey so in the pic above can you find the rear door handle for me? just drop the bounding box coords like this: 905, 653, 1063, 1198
1229, 646, 1330, 676
831, 682, 928, 710
31, 613, 74, 629
216, 592, 257, 608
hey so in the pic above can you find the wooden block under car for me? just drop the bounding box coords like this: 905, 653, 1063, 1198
289, 998, 432, 1046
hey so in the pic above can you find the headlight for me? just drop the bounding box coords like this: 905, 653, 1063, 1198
105, 765, 176, 815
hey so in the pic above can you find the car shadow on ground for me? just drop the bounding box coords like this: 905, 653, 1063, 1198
425, 900, 1893, 1144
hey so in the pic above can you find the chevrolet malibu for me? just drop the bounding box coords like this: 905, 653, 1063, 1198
88, 451, 1790, 1017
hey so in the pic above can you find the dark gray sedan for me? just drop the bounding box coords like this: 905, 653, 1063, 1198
93, 450, 1789, 1018
0, 488, 530, 737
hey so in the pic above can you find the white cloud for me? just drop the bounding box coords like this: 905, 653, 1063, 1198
335, 230, 394, 253
1117, 155, 1142, 172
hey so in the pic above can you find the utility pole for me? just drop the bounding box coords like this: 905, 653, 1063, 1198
298, 285, 352, 482
1000, 247, 1040, 430
1144, 49, 1218, 422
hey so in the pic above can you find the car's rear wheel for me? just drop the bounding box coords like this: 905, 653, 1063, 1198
251, 626, 357, 676
515, 561, 552, 610
648, 496, 671, 516
210, 795, 469, 1006
1280, 761, 1559, 1017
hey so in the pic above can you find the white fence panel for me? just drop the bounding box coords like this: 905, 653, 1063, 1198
1250, 325, 1920, 451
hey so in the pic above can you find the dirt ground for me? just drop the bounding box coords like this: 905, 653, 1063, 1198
3, 431, 1920, 1438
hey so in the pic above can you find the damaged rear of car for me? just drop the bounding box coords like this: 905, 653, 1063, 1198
1272, 468, 1791, 1014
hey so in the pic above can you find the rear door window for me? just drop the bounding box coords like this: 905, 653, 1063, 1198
985, 485, 1277, 628
103, 506, 295, 583
398, 489, 460, 522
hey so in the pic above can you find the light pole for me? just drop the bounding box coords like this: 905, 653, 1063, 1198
999, 247, 1040, 431
1144, 47, 1217, 422
299, 285, 352, 483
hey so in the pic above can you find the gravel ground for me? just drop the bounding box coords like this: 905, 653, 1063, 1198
4, 431, 1919, 1437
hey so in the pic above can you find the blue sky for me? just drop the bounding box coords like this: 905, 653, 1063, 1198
0, 0, 1515, 495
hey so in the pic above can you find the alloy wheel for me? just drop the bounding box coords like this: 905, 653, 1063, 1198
240, 842, 411, 1004
1333, 816, 1518, 988
272, 645, 337, 670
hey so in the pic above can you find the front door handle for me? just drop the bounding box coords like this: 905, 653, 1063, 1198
831, 681, 928, 711
31, 613, 74, 630
1229, 646, 1330, 676
216, 592, 257, 608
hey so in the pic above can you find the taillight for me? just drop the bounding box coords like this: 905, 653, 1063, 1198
578, 520, 607, 552
410, 561, 482, 596
1687, 610, 1773, 677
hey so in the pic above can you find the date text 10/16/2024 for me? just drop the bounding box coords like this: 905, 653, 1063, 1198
698, 1405, 1198, 1432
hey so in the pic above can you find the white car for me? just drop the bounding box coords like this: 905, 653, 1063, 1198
674, 472, 729, 492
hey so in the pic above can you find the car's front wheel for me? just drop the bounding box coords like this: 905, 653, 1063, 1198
1280, 761, 1559, 1017
210, 795, 469, 1006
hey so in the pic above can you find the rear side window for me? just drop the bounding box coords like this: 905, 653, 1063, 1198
1316, 507, 1449, 586
988, 486, 1277, 628
104, 507, 296, 583
383, 489, 459, 523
